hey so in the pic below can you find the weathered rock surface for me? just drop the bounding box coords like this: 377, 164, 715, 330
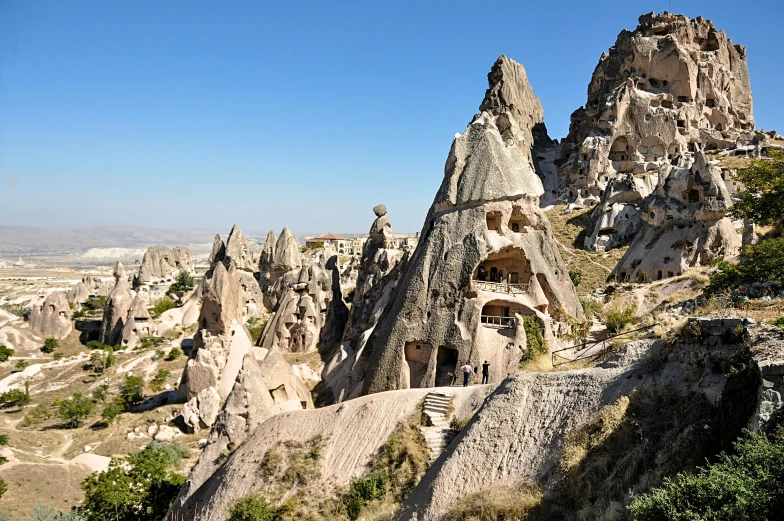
120, 295, 154, 349
167, 385, 491, 521
170, 347, 314, 512
26, 292, 72, 339
352, 56, 582, 395
99, 262, 134, 346
136, 245, 193, 285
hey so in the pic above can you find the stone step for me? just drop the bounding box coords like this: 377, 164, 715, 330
424, 396, 451, 403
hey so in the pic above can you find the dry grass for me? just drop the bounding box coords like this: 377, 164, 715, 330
559, 396, 630, 472
545, 205, 629, 296
445, 479, 543, 521
715, 154, 753, 170
283, 350, 324, 374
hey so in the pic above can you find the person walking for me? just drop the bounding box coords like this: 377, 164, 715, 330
481, 360, 490, 384
461, 361, 473, 387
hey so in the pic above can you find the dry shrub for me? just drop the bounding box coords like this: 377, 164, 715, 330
445, 480, 543, 521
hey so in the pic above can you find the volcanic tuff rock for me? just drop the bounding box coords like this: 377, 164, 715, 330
351, 56, 582, 396
257, 229, 277, 292
263, 226, 303, 310
135, 245, 193, 285
170, 347, 313, 513
99, 262, 134, 346
120, 295, 154, 349
26, 292, 72, 340
611, 149, 741, 282
323, 205, 411, 401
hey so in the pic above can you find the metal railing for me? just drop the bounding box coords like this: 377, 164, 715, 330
550, 324, 655, 367
480, 315, 516, 328
473, 280, 529, 295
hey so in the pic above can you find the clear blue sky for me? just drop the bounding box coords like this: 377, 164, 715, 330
1, 0, 781, 236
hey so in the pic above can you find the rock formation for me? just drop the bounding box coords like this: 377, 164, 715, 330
323, 205, 411, 401
554, 12, 783, 260
66, 280, 90, 305
610, 150, 741, 281
99, 262, 134, 346
26, 292, 72, 339
170, 347, 314, 513
223, 225, 264, 319
135, 245, 193, 285
120, 295, 154, 349
257, 229, 277, 292
352, 56, 583, 396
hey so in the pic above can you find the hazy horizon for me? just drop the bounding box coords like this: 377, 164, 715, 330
2, 0, 782, 233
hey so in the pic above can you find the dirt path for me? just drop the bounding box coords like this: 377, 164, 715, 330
553, 237, 612, 273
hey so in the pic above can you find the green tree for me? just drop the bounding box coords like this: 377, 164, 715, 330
708, 238, 784, 293
151, 297, 177, 316
120, 375, 145, 408
628, 430, 784, 521
79, 442, 188, 521
0, 434, 7, 445
57, 392, 95, 428
91, 384, 108, 403
0, 382, 30, 408
730, 150, 784, 226
101, 401, 122, 425
0, 477, 6, 500
14, 360, 28, 371
568, 269, 582, 287
170, 271, 194, 292
41, 338, 59, 354
0, 344, 13, 362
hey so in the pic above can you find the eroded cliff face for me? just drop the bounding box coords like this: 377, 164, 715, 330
350, 56, 582, 396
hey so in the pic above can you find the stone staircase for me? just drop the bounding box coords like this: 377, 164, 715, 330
420, 391, 455, 462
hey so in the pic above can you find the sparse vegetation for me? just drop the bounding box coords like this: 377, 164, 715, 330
150, 369, 171, 392
0, 344, 13, 362
605, 301, 638, 333
151, 297, 178, 317
580, 298, 602, 320
88, 346, 115, 374
445, 480, 543, 521
729, 149, 784, 227
246, 317, 266, 342
40, 337, 59, 354
568, 268, 582, 287
521, 315, 546, 362
56, 392, 95, 428
228, 493, 284, 521
165, 347, 182, 361
13, 360, 28, 372
1, 383, 30, 409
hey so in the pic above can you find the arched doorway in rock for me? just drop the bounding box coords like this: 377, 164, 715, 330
404, 341, 432, 388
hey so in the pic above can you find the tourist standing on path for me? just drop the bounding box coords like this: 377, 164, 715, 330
461, 361, 473, 387
481, 360, 490, 384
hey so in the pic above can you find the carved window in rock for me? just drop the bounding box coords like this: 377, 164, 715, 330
687, 189, 701, 203
486, 212, 502, 232
481, 300, 530, 329
609, 136, 631, 162
508, 207, 528, 233
269, 385, 289, 405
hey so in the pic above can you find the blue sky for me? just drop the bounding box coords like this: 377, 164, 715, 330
0, 0, 781, 236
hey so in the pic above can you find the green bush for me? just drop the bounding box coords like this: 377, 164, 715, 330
628, 430, 784, 521
151, 297, 177, 317
164, 347, 182, 361
1, 382, 30, 408
0, 434, 7, 445
708, 238, 784, 293
23, 403, 52, 426
14, 359, 28, 371
82, 296, 106, 312
345, 473, 389, 519
53, 352, 64, 361
72, 309, 86, 319
57, 392, 95, 428
773, 317, 784, 329
569, 269, 582, 287
0, 477, 6, 500
120, 375, 144, 408
80, 442, 187, 521
227, 493, 282, 521
605, 301, 638, 334
729, 149, 784, 226
169, 271, 194, 292
0, 344, 13, 362
246, 317, 266, 342
521, 315, 546, 361
100, 401, 122, 425
41, 338, 59, 353
150, 369, 171, 392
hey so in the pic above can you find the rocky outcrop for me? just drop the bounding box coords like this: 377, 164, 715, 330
222, 225, 264, 318
258, 230, 277, 292
323, 206, 411, 401
99, 262, 134, 346
66, 280, 90, 305
348, 56, 582, 396
170, 347, 314, 513
224, 225, 254, 272
262, 227, 303, 310
553, 12, 781, 261
120, 295, 154, 349
168, 385, 491, 521
136, 245, 193, 285
258, 256, 348, 354
611, 150, 741, 282
26, 292, 72, 339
